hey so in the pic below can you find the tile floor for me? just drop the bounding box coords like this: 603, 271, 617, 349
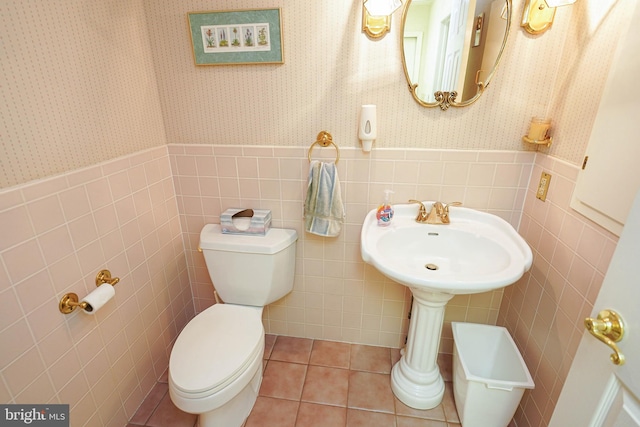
127, 335, 462, 427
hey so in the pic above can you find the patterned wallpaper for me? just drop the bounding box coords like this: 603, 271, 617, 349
1, 0, 629, 188
146, 0, 552, 151
144, 0, 625, 160
0, 0, 166, 188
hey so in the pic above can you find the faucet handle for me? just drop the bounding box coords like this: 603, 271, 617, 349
443, 201, 462, 210
440, 202, 462, 223
408, 200, 428, 222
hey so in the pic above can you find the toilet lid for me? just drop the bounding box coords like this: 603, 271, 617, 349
169, 304, 263, 395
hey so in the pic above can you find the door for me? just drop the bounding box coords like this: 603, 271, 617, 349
403, 32, 423, 86
441, 0, 473, 94
570, 0, 640, 237
549, 190, 640, 426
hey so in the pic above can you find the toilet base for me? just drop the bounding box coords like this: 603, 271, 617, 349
169, 328, 265, 427
197, 361, 262, 427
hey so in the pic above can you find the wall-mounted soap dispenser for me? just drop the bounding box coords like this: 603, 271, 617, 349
359, 104, 377, 152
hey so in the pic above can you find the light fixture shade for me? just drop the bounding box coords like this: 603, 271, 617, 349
544, 0, 577, 7
364, 0, 402, 16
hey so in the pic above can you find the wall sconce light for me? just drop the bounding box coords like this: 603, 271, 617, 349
522, 117, 553, 147
521, 0, 577, 35
359, 105, 377, 152
362, 0, 403, 40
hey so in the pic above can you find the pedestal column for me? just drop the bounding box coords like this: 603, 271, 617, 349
390, 288, 454, 409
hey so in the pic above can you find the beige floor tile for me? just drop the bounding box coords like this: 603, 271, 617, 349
350, 344, 392, 373
396, 416, 448, 427
346, 408, 396, 427
145, 393, 197, 427
245, 396, 299, 427
260, 360, 308, 401
347, 371, 395, 413
270, 336, 313, 364
301, 365, 349, 407
394, 396, 447, 421
309, 340, 351, 369
296, 402, 347, 427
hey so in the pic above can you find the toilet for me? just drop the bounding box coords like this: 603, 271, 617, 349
168, 223, 297, 427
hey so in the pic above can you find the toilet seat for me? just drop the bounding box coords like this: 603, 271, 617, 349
169, 304, 264, 398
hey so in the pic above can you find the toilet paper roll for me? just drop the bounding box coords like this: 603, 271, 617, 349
81, 283, 116, 314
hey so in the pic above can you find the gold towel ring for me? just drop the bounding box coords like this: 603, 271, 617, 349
308, 131, 340, 164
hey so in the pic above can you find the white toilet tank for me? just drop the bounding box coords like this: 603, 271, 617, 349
199, 224, 297, 306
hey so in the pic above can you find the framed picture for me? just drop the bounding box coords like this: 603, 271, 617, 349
187, 8, 284, 66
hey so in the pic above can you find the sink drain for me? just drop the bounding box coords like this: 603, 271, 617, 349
425, 263, 439, 271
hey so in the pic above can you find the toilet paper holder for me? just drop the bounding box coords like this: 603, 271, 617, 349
59, 269, 120, 314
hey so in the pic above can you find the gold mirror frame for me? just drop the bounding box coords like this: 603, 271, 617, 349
401, 0, 512, 110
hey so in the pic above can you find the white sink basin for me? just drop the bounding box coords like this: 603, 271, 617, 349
361, 202, 532, 294
360, 201, 532, 410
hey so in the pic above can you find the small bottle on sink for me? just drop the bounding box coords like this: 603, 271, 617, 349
376, 190, 394, 226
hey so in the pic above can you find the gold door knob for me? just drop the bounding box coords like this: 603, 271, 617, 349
584, 309, 625, 365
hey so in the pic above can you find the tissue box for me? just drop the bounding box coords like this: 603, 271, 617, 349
220, 208, 272, 235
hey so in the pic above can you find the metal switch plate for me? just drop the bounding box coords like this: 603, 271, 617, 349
537, 172, 551, 201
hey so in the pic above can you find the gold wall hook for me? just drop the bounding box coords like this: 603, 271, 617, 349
95, 269, 119, 287
584, 309, 625, 365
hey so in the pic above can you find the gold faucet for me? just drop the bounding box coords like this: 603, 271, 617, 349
409, 199, 429, 222
408, 200, 462, 224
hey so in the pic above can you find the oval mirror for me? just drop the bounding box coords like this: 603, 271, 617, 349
401, 0, 512, 110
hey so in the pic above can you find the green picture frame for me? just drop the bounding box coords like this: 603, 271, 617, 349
187, 8, 284, 66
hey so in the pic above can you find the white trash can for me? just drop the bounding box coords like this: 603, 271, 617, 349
452, 322, 535, 427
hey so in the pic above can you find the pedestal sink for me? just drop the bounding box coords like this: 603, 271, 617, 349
360, 202, 532, 409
